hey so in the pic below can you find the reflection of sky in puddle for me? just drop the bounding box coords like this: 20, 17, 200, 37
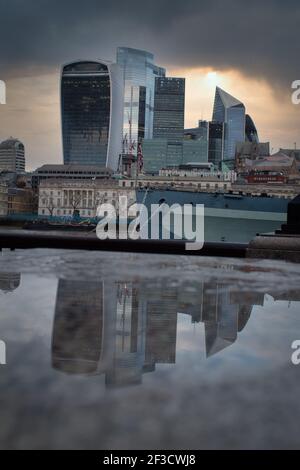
0, 249, 300, 449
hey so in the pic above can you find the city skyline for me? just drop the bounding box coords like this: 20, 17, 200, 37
0, 62, 299, 171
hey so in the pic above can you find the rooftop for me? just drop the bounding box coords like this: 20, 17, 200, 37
35, 164, 113, 174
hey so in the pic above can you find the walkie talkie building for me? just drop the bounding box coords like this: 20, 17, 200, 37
61, 60, 123, 170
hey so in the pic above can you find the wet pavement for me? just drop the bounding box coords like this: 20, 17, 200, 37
0, 248, 300, 449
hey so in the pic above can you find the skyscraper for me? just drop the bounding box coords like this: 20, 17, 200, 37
245, 114, 259, 143
212, 86, 245, 162
207, 121, 224, 167
184, 121, 224, 167
61, 60, 123, 170
116, 47, 165, 154
153, 77, 185, 142
0, 138, 25, 172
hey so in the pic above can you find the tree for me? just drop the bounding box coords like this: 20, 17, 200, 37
69, 190, 82, 217
41, 191, 56, 217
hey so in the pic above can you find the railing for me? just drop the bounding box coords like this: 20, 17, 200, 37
0, 229, 248, 258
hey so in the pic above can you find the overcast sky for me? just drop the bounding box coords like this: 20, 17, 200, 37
0, 0, 299, 170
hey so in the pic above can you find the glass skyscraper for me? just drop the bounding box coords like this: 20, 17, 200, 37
153, 77, 185, 143
245, 114, 259, 143
61, 60, 123, 170
212, 87, 245, 162
116, 47, 165, 154
184, 120, 224, 167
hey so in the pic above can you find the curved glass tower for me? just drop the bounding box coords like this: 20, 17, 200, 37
245, 114, 259, 143
212, 86, 245, 162
61, 61, 123, 170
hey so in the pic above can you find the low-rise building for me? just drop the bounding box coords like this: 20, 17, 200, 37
119, 174, 234, 192
7, 187, 37, 215
242, 151, 299, 181
159, 164, 236, 181
235, 142, 270, 170
32, 164, 113, 191
38, 179, 136, 217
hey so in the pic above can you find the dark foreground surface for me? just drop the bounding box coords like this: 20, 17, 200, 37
0, 248, 300, 449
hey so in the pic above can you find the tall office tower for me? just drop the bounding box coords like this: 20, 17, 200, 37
0, 138, 25, 172
116, 47, 165, 154
207, 121, 224, 167
245, 114, 259, 143
153, 77, 185, 142
212, 86, 245, 162
61, 60, 123, 170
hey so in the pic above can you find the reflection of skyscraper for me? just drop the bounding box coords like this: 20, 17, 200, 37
106, 283, 146, 387
212, 86, 245, 163
116, 47, 165, 153
52, 279, 104, 374
144, 287, 178, 369
61, 60, 123, 170
51, 278, 256, 386
0, 272, 21, 292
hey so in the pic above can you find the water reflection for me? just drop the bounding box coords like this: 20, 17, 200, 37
0, 273, 21, 293
51, 279, 265, 387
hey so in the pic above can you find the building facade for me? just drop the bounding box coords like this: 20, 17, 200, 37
116, 47, 165, 153
212, 87, 245, 163
119, 172, 235, 192
32, 164, 113, 191
184, 121, 224, 167
61, 60, 123, 170
0, 138, 25, 172
7, 187, 37, 215
38, 180, 136, 218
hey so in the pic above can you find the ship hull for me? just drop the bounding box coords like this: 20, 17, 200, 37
136, 190, 290, 222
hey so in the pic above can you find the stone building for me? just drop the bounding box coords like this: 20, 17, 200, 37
38, 179, 136, 217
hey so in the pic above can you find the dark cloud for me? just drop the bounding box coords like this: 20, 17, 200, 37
0, 0, 299, 89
